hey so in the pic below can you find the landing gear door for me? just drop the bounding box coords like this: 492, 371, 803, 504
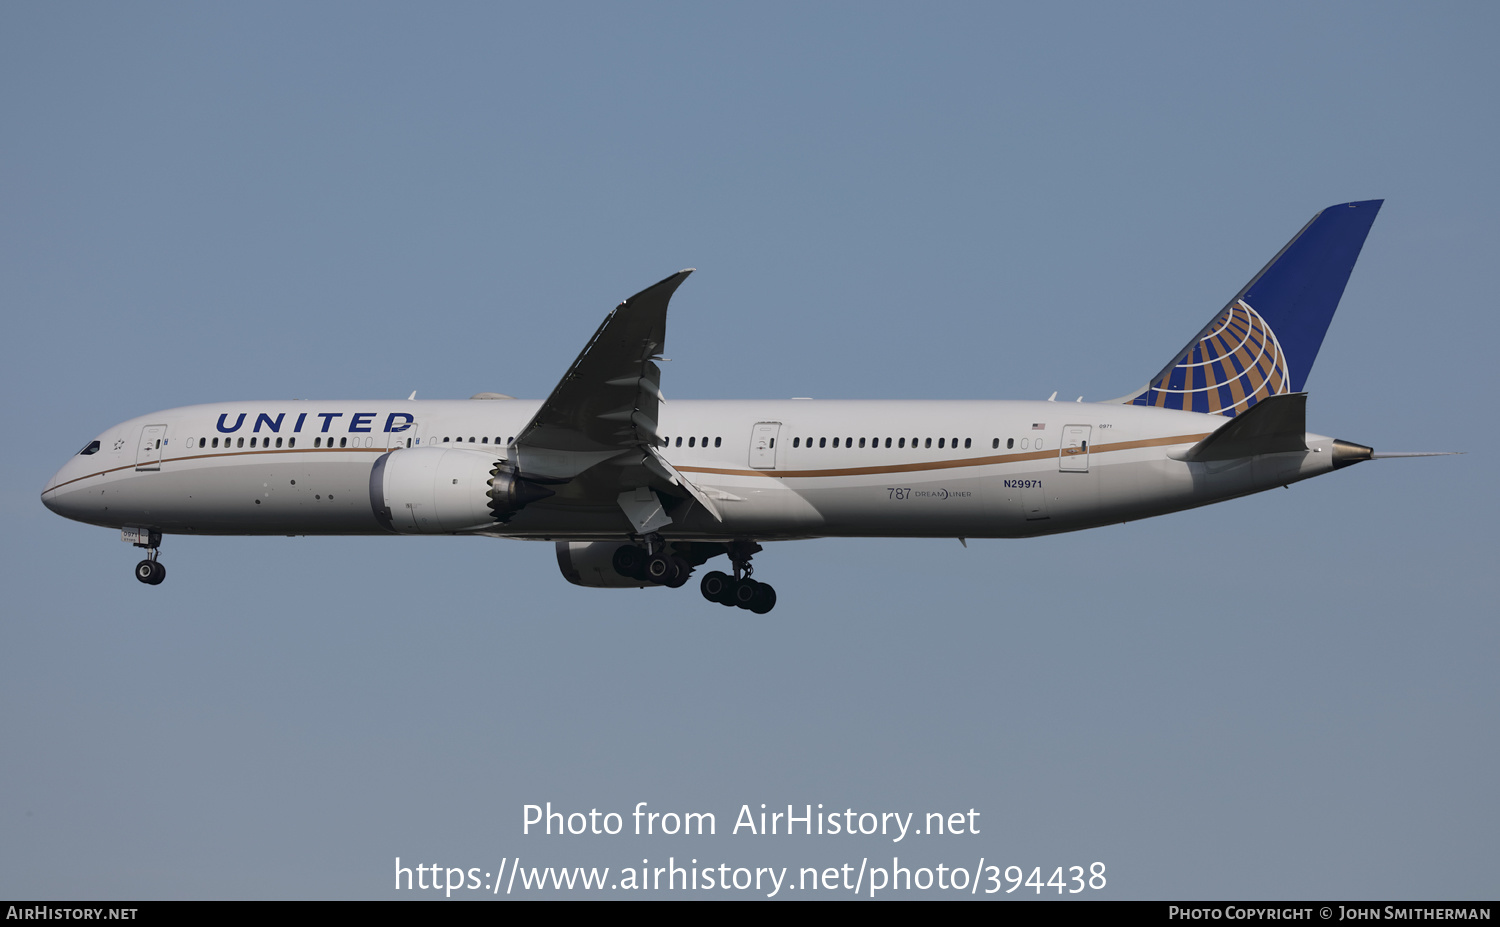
749, 422, 781, 470
1059, 425, 1091, 472
135, 424, 167, 471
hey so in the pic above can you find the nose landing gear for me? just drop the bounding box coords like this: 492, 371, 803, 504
127, 528, 165, 585
134, 556, 166, 585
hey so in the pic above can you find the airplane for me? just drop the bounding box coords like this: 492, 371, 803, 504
42, 199, 1447, 613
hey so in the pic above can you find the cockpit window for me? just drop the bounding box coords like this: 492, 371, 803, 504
78, 440, 101, 456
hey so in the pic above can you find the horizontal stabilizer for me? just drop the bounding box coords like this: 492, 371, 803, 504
1180, 393, 1307, 462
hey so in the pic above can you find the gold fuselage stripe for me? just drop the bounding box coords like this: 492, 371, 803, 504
42, 445, 390, 495
676, 432, 1213, 480
44, 431, 1216, 497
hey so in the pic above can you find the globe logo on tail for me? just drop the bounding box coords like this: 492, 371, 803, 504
1134, 300, 1289, 416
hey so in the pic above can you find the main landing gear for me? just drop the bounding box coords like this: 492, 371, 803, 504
700, 540, 776, 614
611, 543, 692, 588
611, 537, 777, 613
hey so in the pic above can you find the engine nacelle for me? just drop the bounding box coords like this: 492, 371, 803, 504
555, 541, 653, 588
370, 447, 504, 534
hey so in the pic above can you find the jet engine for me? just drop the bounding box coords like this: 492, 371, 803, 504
370, 446, 553, 534
555, 541, 653, 588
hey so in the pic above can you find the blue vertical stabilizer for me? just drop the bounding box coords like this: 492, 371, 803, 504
1123, 200, 1382, 416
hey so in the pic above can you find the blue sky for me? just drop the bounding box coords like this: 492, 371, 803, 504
2, 3, 1495, 899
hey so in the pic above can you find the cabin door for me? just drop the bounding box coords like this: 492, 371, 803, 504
749, 422, 781, 469
387, 421, 419, 451
135, 425, 167, 471
1059, 425, 1091, 471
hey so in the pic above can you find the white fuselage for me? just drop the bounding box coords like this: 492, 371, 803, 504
41, 398, 1339, 542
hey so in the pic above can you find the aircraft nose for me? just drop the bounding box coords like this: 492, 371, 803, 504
41, 465, 64, 505
41, 463, 92, 522
41, 479, 72, 518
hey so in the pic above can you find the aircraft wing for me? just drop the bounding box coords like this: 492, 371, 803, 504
503, 269, 722, 527
508, 270, 691, 480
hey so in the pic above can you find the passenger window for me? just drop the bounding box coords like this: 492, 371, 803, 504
237, 437, 244, 448
212, 437, 220, 448
925, 438, 931, 448
676, 437, 683, 447
1008, 438, 1014, 449
314, 437, 321, 447
819, 437, 826, 448
288, 438, 295, 448
199, 438, 206, 448
276, 437, 283, 448
938, 438, 944, 448
714, 437, 721, 447
340, 437, 348, 448
899, 438, 906, 448
885, 438, 891, 448
992, 438, 999, 449
689, 437, 695, 447
964, 438, 971, 449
